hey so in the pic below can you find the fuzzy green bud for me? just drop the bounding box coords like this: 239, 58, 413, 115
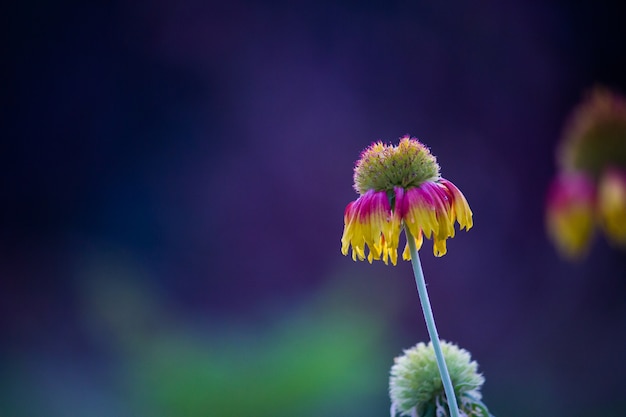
389, 341, 492, 417
353, 136, 440, 195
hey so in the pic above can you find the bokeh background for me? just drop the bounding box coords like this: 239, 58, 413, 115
3, 1, 626, 416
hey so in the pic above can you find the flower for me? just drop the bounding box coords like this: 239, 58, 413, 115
341, 136, 472, 264
546, 87, 626, 259
389, 341, 491, 417
545, 172, 596, 259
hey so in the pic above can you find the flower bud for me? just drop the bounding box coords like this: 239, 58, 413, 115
389, 341, 492, 417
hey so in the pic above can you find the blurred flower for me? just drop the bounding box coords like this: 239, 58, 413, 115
545, 172, 596, 259
389, 341, 491, 417
341, 136, 473, 264
547, 87, 626, 259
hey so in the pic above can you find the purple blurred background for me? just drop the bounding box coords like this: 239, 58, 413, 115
3, 1, 626, 416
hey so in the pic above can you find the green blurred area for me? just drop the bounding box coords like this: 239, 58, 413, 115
1, 254, 401, 417
127, 312, 384, 417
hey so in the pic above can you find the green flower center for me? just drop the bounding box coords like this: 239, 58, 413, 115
353, 136, 440, 195
565, 122, 626, 178
559, 88, 626, 179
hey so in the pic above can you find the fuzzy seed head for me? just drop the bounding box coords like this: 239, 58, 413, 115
353, 136, 440, 195
390, 341, 488, 417
559, 87, 626, 179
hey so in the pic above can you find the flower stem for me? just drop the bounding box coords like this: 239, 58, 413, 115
405, 228, 460, 417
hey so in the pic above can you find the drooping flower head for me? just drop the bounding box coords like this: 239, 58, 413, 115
546, 87, 626, 259
389, 341, 491, 417
341, 136, 472, 264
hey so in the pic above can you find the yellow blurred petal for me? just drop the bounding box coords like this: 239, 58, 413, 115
598, 170, 626, 245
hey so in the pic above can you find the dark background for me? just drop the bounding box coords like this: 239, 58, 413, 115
3, 1, 626, 416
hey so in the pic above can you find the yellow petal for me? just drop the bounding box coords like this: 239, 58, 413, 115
598, 170, 626, 246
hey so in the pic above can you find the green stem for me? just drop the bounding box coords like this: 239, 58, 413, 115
405, 228, 460, 417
